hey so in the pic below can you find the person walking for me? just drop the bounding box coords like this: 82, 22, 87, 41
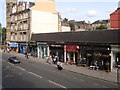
57, 61, 63, 70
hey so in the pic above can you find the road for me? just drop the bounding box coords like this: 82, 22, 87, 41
2, 52, 118, 89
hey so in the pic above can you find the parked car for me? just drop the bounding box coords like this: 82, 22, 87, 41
8, 56, 20, 63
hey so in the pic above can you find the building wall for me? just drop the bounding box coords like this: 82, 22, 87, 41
62, 26, 70, 32
31, 10, 59, 33
10, 9, 31, 42
32, 0, 57, 14
6, 0, 17, 43
110, 9, 120, 29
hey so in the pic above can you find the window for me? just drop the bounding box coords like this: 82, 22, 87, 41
26, 2, 29, 9
12, 5, 17, 13
22, 3, 26, 10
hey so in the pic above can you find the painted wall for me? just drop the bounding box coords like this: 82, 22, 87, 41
110, 9, 120, 29
62, 26, 70, 32
31, 10, 59, 33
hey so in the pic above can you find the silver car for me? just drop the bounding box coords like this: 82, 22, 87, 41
8, 56, 20, 63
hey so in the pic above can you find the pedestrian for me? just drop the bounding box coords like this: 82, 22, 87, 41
57, 61, 63, 70
48, 55, 52, 64
26, 53, 29, 59
53, 57, 56, 64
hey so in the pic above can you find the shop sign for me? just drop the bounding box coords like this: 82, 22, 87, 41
66, 45, 78, 52
28, 43, 37, 46
50, 45, 62, 47
9, 43, 18, 47
20, 43, 28, 46
37, 42, 47, 45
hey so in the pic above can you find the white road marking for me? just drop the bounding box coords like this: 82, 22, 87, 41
7, 62, 15, 66
28, 72, 42, 78
16, 66, 26, 71
3, 59, 14, 66
48, 80, 67, 89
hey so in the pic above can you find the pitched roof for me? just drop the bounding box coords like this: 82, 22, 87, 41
92, 20, 110, 24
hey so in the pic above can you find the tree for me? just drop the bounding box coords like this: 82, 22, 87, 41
69, 22, 75, 31
96, 25, 107, 30
0, 23, 6, 44
2, 27, 6, 44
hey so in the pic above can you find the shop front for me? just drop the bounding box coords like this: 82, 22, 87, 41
28, 43, 37, 57
19, 43, 28, 54
49, 45, 64, 62
37, 42, 49, 58
65, 45, 79, 64
79, 45, 111, 71
111, 45, 120, 73
9, 43, 19, 53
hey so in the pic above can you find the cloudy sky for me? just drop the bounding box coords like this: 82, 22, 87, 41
0, 0, 119, 27
56, 1, 118, 23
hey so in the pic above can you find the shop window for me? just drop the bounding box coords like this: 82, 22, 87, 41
114, 53, 120, 68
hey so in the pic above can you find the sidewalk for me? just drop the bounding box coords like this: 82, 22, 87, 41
5, 52, 118, 84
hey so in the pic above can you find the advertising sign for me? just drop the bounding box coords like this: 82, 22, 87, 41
66, 45, 78, 52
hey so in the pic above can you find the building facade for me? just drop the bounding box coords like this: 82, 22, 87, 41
6, 0, 17, 44
91, 20, 110, 30
110, 8, 120, 29
6, 0, 61, 54
31, 30, 120, 73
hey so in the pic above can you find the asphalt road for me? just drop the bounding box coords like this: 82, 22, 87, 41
2, 52, 118, 89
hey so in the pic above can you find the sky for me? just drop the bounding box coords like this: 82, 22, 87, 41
0, 0, 119, 27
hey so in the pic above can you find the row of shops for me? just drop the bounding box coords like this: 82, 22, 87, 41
6, 30, 120, 72
7, 41, 120, 72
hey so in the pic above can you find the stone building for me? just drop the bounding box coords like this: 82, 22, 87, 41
6, 0, 61, 53
91, 19, 110, 30
6, 0, 17, 44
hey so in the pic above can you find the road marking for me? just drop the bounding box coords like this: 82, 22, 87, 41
16, 66, 26, 71
28, 72, 42, 78
48, 80, 67, 89
4, 74, 13, 79
3, 59, 15, 66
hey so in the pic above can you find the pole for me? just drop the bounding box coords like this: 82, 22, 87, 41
117, 68, 120, 90
64, 45, 66, 63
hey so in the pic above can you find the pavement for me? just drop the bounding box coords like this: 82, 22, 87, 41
2, 51, 119, 84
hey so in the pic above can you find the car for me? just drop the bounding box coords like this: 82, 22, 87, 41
8, 56, 20, 63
